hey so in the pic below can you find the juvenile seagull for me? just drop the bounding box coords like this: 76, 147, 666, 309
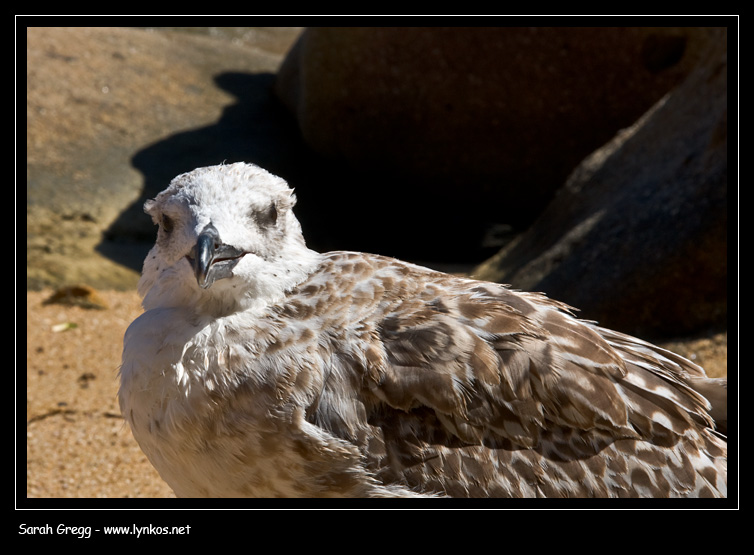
119, 162, 727, 498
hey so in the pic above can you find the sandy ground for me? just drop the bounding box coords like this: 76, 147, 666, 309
25, 289, 174, 499
23, 289, 727, 499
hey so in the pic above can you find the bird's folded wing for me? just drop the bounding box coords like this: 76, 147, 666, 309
360, 279, 721, 449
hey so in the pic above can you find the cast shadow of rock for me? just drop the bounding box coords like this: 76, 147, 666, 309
97, 70, 495, 276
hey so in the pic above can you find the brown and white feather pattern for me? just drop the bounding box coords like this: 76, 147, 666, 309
273, 253, 726, 498
119, 163, 726, 498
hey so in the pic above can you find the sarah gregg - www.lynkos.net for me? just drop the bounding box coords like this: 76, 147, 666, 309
19, 523, 191, 539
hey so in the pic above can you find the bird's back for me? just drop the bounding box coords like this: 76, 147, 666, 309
121, 250, 727, 498
273, 252, 728, 497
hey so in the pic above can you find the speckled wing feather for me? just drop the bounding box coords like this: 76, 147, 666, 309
295, 252, 727, 497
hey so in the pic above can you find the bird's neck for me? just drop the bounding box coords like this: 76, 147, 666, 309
198, 245, 323, 318
140, 244, 323, 319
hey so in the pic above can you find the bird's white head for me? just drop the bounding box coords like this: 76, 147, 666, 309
137, 162, 321, 316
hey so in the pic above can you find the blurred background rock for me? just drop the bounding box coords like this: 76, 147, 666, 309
26, 25, 729, 339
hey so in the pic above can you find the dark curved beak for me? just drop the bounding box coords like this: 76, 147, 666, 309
187, 223, 246, 289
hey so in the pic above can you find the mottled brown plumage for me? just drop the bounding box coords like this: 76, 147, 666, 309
119, 163, 727, 498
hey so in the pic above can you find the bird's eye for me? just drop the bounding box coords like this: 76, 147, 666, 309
161, 215, 174, 234
254, 203, 278, 228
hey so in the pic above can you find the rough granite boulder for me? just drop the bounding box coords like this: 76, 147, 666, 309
472, 28, 727, 338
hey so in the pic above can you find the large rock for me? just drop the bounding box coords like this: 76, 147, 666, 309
473, 28, 727, 338
275, 27, 716, 233
26, 27, 303, 290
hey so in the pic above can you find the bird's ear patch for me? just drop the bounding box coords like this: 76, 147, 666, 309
257, 190, 296, 227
